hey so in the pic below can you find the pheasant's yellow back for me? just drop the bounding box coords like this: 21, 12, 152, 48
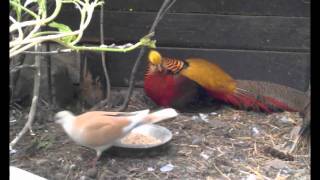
181, 58, 236, 94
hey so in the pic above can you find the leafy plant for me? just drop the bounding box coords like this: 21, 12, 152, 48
9, 0, 156, 58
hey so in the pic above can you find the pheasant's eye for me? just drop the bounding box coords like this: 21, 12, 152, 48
148, 50, 162, 65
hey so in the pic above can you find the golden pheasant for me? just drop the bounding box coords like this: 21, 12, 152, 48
144, 50, 310, 152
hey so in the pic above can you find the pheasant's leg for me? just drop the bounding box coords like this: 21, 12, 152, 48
289, 135, 301, 154
289, 129, 310, 154
289, 105, 310, 154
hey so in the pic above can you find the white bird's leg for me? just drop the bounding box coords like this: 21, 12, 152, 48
90, 151, 102, 167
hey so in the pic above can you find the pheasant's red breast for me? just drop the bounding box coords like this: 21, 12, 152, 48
144, 64, 201, 108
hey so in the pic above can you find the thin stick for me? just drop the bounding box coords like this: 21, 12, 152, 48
46, 43, 53, 104
93, 4, 111, 110
172, 143, 200, 148
117, 0, 176, 111
10, 44, 42, 148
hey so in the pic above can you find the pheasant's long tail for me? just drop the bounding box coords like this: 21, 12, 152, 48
207, 80, 309, 113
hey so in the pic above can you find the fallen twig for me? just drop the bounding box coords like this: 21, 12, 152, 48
212, 160, 231, 180
241, 165, 271, 180
172, 143, 200, 148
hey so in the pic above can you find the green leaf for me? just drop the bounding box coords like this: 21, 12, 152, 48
11, 0, 22, 21
139, 35, 157, 48
49, 21, 72, 32
48, 21, 77, 43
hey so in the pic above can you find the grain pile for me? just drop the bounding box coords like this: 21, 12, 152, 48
121, 133, 161, 145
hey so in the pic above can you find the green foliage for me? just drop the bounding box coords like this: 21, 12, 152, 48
10, 0, 156, 57
30, 134, 54, 151
48, 21, 77, 43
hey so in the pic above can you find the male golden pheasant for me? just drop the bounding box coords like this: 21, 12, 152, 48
144, 50, 310, 152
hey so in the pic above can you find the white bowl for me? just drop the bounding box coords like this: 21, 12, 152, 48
114, 124, 172, 149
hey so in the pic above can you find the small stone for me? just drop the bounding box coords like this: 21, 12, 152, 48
63, 164, 69, 171
192, 137, 202, 145
10, 118, 17, 123
99, 171, 112, 180
232, 114, 241, 120
208, 119, 228, 128
55, 173, 65, 179
264, 159, 289, 170
191, 115, 199, 121
147, 167, 155, 172
199, 113, 209, 122
160, 163, 174, 172
279, 116, 295, 124
200, 152, 210, 160
246, 174, 257, 180
203, 141, 210, 146
206, 176, 214, 180
251, 127, 260, 136
86, 167, 98, 178
35, 159, 48, 166
210, 112, 218, 116
76, 155, 83, 161
10, 149, 17, 155
80, 175, 93, 180
70, 164, 76, 170
58, 158, 64, 163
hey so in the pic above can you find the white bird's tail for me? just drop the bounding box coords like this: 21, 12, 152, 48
145, 108, 179, 124
123, 108, 178, 134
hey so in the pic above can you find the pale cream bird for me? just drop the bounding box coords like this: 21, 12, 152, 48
54, 108, 178, 166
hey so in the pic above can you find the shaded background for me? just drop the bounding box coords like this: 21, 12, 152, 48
22, 0, 310, 108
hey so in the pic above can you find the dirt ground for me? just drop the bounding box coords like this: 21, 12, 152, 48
10, 89, 310, 180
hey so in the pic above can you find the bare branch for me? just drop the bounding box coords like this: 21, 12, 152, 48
10, 44, 42, 149
89, 4, 111, 110
46, 44, 53, 104
22, 49, 73, 54
117, 0, 176, 111
10, 64, 37, 73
